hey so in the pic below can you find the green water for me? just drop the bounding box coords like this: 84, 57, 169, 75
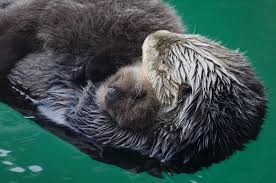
1, 0, 276, 182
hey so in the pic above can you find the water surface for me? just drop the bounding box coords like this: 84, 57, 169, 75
1, 0, 276, 182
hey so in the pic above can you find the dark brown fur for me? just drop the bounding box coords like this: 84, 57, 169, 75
0, 0, 184, 81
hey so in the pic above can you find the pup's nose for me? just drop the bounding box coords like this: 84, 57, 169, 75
106, 87, 119, 103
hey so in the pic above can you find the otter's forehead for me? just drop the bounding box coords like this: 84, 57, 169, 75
143, 30, 185, 53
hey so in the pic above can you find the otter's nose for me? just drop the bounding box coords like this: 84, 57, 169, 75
106, 87, 119, 103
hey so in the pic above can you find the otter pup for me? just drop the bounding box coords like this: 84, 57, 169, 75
96, 63, 160, 130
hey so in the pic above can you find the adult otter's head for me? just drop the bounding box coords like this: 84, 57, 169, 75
140, 30, 266, 161
96, 64, 160, 130
142, 30, 187, 106
142, 30, 245, 106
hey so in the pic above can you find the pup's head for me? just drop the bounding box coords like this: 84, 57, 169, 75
96, 64, 160, 130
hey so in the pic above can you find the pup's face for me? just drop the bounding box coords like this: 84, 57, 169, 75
96, 64, 160, 130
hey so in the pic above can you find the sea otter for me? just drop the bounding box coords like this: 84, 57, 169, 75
85, 31, 266, 167
95, 30, 267, 134
1, 0, 266, 172
0, 0, 184, 81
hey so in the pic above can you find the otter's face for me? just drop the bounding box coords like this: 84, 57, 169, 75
96, 64, 160, 130
142, 30, 187, 106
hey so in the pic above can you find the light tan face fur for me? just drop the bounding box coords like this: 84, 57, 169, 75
142, 30, 187, 107
96, 64, 160, 130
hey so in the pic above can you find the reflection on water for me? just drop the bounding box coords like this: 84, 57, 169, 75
9, 167, 25, 173
2, 161, 13, 166
0, 148, 11, 157
0, 147, 43, 174
28, 165, 43, 173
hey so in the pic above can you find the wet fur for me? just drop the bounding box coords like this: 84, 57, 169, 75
8, 34, 266, 170
2, 0, 266, 171
141, 32, 267, 163
70, 34, 266, 167
82, 32, 266, 167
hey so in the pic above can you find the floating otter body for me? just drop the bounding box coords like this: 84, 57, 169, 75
1, 0, 266, 172
81, 31, 266, 167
